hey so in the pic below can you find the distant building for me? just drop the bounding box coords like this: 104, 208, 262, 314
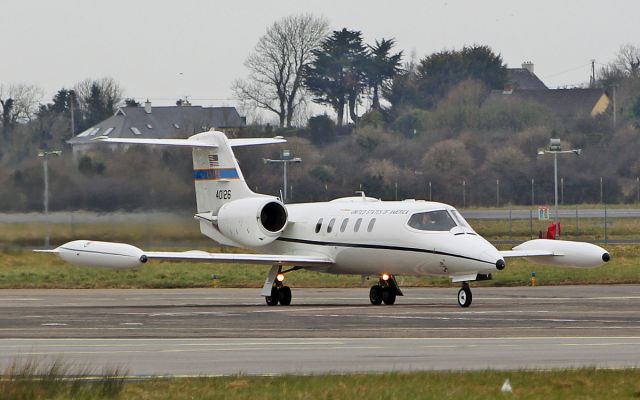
487, 62, 610, 119
505, 62, 548, 91
491, 88, 610, 118
68, 101, 245, 154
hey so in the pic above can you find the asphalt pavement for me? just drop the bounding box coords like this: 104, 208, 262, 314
0, 286, 639, 375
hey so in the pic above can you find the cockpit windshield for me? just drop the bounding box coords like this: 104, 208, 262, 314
449, 209, 473, 230
407, 210, 457, 231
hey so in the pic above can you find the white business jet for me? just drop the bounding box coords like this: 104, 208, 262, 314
38, 130, 610, 307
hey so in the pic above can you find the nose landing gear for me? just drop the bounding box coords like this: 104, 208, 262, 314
457, 282, 472, 307
369, 274, 403, 305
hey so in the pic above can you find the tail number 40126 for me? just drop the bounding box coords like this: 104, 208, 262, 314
216, 189, 231, 200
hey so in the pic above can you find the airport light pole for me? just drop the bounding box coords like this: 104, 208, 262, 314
537, 139, 581, 239
38, 150, 62, 248
264, 149, 302, 203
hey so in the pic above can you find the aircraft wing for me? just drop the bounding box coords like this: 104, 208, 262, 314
143, 251, 333, 267
38, 240, 334, 269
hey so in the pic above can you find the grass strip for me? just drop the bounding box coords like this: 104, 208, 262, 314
2, 368, 640, 399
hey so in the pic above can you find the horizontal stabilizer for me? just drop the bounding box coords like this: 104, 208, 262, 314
93, 132, 286, 148
93, 137, 218, 148
228, 137, 286, 146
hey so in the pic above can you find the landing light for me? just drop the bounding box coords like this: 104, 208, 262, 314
276, 273, 285, 282
381, 273, 390, 281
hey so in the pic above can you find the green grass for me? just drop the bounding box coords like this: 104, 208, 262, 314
0, 358, 126, 400
0, 244, 637, 289
3, 368, 640, 399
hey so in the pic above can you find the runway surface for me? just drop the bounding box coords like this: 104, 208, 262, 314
0, 286, 639, 375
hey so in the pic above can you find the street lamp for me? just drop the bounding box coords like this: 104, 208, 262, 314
537, 139, 581, 239
264, 149, 302, 203
38, 150, 62, 248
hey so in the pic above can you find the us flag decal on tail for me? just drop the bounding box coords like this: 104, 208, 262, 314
208, 154, 219, 167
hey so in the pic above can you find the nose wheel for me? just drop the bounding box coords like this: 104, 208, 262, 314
457, 282, 472, 307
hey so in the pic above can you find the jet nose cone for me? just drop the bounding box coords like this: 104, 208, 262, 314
602, 252, 610, 262
496, 259, 506, 270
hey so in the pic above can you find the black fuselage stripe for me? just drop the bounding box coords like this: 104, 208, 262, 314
59, 247, 135, 258
276, 237, 495, 265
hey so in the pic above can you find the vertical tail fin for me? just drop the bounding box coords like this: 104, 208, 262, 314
191, 131, 256, 214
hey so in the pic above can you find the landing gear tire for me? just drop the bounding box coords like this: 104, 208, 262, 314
457, 286, 472, 308
369, 285, 383, 305
382, 287, 396, 305
265, 287, 279, 306
278, 286, 292, 306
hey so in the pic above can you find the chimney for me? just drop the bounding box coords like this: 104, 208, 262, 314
144, 99, 152, 114
522, 61, 534, 74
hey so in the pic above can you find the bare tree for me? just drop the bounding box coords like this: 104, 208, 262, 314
614, 44, 640, 78
0, 83, 44, 124
233, 14, 329, 127
73, 77, 123, 113
73, 77, 124, 129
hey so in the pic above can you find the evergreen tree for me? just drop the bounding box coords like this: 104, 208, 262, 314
365, 38, 403, 110
305, 28, 369, 126
388, 45, 506, 110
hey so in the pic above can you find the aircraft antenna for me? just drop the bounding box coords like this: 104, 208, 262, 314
355, 190, 366, 200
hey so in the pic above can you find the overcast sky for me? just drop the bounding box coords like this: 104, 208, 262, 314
1, 0, 638, 118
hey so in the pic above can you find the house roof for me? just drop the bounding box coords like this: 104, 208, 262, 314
486, 88, 609, 117
507, 68, 548, 90
68, 105, 245, 145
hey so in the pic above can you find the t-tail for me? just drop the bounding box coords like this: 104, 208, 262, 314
94, 130, 288, 246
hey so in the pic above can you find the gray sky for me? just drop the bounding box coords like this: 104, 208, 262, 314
1, 0, 637, 119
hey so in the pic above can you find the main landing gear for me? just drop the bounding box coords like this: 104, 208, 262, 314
263, 265, 294, 306
457, 282, 472, 308
369, 274, 403, 305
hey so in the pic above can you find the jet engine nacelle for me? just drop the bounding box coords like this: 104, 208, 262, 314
216, 197, 288, 247
514, 239, 610, 268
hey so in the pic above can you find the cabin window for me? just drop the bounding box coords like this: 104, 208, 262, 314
327, 218, 336, 233
407, 210, 457, 231
367, 218, 376, 232
354, 218, 362, 232
315, 218, 323, 233
340, 218, 349, 232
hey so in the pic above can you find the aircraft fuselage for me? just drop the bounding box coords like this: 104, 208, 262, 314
260, 197, 503, 278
